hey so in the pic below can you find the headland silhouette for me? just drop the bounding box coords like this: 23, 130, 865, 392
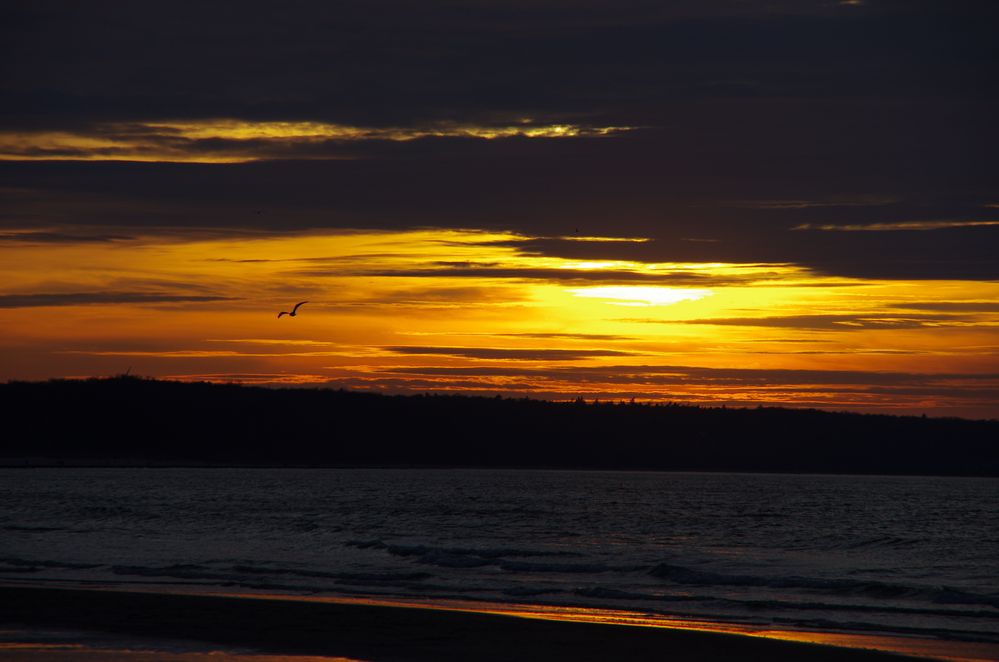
2, 376, 996, 475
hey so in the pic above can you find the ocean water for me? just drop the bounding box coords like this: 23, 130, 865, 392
1, 468, 997, 646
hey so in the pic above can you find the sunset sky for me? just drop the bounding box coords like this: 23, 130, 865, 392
2, 1, 997, 418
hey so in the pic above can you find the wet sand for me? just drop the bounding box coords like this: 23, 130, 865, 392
0, 586, 926, 661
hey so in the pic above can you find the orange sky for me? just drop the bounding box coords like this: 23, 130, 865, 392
3, 228, 997, 418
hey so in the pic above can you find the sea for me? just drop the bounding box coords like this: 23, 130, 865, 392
1, 468, 997, 654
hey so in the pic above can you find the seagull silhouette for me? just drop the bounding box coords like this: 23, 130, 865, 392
278, 301, 308, 318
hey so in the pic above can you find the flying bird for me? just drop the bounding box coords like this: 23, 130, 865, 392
278, 301, 308, 318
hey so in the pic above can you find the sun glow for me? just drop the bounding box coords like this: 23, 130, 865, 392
2, 228, 998, 417
568, 286, 712, 306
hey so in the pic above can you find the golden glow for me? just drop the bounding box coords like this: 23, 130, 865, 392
0, 119, 633, 163
2, 228, 998, 417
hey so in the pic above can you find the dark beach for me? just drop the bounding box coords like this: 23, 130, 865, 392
0, 586, 934, 661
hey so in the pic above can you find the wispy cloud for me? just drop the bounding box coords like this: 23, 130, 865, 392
722, 196, 897, 210
322, 363, 999, 416
380, 363, 999, 389
793, 221, 999, 232
141, 119, 630, 141
384, 346, 637, 361
0, 119, 633, 163
205, 338, 339, 346
0, 292, 238, 308
488, 332, 636, 341
162, 373, 332, 385
0, 230, 133, 244
64, 349, 359, 358
396, 332, 635, 341
314, 265, 749, 286
673, 313, 982, 331
890, 302, 999, 313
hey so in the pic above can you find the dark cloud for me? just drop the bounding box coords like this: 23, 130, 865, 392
384, 346, 636, 360
0, 230, 133, 243
308, 374, 998, 413
330, 374, 999, 407
672, 313, 982, 331
716, 197, 900, 210
295, 264, 748, 286
793, 220, 999, 231
162, 373, 341, 386
890, 302, 999, 313
0, 293, 238, 308
1, 0, 997, 281
860, 385, 999, 399
495, 226, 999, 281
137, 361, 997, 415
360, 285, 523, 307
1, 155, 996, 280
490, 333, 634, 341
337, 362, 999, 417
3, 1, 996, 128
380, 363, 999, 388
319, 376, 544, 393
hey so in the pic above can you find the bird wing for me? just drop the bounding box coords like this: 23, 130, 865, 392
292, 301, 308, 313
278, 311, 288, 317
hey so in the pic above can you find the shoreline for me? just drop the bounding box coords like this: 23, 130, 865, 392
1, 585, 983, 661
6, 466, 999, 483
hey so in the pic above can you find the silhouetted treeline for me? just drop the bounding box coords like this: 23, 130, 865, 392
1, 377, 997, 476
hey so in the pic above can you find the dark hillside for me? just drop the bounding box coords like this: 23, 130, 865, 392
1, 377, 996, 476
